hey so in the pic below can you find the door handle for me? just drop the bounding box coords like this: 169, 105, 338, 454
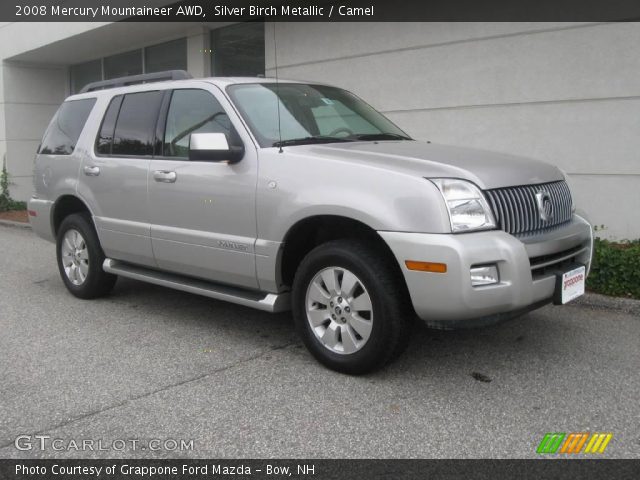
153, 170, 177, 183
83, 165, 100, 176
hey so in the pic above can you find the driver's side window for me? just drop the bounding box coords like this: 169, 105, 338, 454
163, 89, 234, 158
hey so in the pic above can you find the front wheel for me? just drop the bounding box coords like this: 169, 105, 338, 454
56, 213, 117, 299
292, 240, 412, 374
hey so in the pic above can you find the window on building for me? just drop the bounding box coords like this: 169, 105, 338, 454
111, 91, 164, 157
145, 38, 187, 74
70, 60, 102, 95
71, 38, 189, 94
211, 22, 265, 77
39, 98, 96, 155
104, 49, 143, 80
163, 89, 235, 158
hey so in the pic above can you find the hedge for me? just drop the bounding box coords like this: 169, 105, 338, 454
587, 238, 640, 299
0, 160, 26, 212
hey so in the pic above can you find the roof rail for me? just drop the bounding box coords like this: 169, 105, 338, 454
79, 70, 192, 93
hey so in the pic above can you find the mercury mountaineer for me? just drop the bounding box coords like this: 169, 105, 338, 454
29, 71, 592, 374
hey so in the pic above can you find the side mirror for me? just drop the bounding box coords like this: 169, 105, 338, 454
188, 132, 244, 163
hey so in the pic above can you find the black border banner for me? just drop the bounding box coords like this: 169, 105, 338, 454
1, 459, 640, 480
5, 0, 640, 22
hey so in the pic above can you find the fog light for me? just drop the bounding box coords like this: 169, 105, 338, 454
470, 265, 499, 286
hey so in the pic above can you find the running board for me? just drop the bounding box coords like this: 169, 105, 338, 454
103, 259, 290, 313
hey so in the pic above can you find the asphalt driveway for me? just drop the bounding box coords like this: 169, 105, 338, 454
0, 224, 639, 458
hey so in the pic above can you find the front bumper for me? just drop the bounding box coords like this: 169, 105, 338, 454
379, 214, 592, 328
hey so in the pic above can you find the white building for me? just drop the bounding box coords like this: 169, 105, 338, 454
1, 21, 638, 239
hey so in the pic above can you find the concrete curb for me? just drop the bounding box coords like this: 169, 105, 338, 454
0, 219, 31, 229
575, 292, 640, 316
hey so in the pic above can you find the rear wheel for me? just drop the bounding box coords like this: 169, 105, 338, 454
292, 240, 412, 374
56, 213, 116, 299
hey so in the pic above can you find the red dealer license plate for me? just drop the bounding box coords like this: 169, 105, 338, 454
556, 265, 586, 304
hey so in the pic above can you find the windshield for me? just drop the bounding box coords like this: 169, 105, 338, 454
226, 83, 411, 148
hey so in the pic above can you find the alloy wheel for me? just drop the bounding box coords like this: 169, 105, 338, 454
305, 266, 374, 355
60, 229, 89, 286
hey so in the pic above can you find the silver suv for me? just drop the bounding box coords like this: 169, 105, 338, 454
29, 71, 593, 374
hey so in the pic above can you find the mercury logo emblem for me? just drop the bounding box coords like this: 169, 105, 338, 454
535, 191, 554, 222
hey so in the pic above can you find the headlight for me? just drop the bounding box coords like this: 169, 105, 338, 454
430, 178, 496, 233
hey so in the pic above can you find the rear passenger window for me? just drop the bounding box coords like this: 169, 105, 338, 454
39, 98, 96, 155
163, 89, 235, 158
109, 91, 163, 157
96, 95, 123, 155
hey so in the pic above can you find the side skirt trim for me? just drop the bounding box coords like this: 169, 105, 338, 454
103, 258, 290, 312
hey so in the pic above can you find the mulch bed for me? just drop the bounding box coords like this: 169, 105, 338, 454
0, 209, 28, 223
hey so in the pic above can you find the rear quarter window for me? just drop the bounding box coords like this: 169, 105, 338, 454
39, 98, 96, 155
111, 91, 164, 157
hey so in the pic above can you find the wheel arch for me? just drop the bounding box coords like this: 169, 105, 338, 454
51, 195, 94, 236
278, 214, 405, 290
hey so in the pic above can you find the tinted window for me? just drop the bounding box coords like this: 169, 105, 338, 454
145, 38, 187, 73
163, 89, 234, 158
96, 95, 123, 155
211, 23, 265, 77
112, 91, 163, 156
70, 60, 102, 94
104, 49, 142, 80
39, 98, 96, 155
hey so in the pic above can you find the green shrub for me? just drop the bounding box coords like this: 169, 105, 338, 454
0, 159, 26, 212
587, 238, 640, 299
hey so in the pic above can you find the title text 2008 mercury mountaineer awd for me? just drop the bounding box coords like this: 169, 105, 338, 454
29, 72, 592, 373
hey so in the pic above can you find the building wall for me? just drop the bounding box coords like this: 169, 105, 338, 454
0, 62, 67, 201
0, 22, 637, 240
266, 22, 640, 240
0, 23, 109, 199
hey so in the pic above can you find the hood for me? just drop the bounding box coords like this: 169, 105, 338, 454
301, 141, 563, 190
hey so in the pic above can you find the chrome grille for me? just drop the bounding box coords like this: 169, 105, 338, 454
484, 181, 572, 235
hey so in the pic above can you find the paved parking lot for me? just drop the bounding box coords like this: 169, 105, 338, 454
0, 224, 639, 459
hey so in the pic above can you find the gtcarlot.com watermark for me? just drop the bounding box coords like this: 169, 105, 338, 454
15, 435, 194, 452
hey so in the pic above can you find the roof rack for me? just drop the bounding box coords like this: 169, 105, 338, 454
79, 70, 192, 93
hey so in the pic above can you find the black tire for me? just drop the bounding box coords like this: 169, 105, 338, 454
56, 213, 117, 299
292, 239, 413, 374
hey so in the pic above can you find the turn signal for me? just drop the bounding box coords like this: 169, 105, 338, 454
405, 261, 447, 273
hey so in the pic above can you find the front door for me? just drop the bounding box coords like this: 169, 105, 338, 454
148, 87, 258, 289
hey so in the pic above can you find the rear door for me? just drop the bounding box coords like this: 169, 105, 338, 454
78, 90, 164, 267
148, 87, 259, 288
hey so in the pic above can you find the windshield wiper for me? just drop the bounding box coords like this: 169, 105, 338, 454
349, 133, 412, 141
272, 136, 354, 147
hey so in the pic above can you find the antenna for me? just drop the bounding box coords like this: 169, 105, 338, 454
273, 22, 283, 153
